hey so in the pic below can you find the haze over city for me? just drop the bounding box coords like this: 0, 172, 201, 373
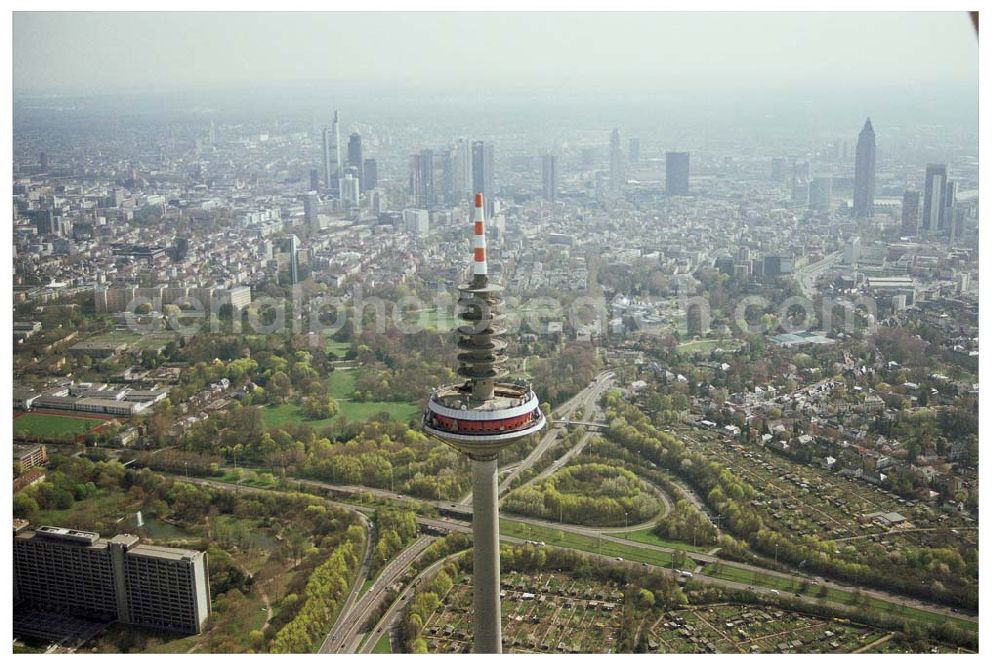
14, 12, 978, 92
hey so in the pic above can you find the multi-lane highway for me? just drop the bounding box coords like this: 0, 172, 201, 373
795, 250, 842, 298
497, 370, 615, 496
325, 535, 435, 653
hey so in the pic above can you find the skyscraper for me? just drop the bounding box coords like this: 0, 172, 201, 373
472, 141, 496, 215
325, 110, 342, 197
309, 168, 320, 193
348, 132, 364, 190
410, 150, 436, 208
282, 235, 300, 284
852, 118, 876, 218
302, 193, 320, 230
809, 176, 833, 212
901, 190, 921, 236
341, 172, 360, 208
628, 137, 641, 162
665, 152, 690, 197
609, 128, 623, 194
363, 158, 378, 192
332, 110, 342, 173
923, 163, 948, 232
541, 154, 557, 202
451, 138, 473, 203
321, 128, 333, 189
944, 180, 961, 245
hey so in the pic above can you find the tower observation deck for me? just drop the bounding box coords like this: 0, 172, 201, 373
423, 193, 545, 653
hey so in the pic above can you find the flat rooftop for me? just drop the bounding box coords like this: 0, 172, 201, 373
15, 524, 203, 560
130, 544, 202, 562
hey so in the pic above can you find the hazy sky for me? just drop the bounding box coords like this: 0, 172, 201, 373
13, 11, 978, 95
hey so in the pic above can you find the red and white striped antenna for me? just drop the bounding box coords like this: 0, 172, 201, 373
473, 192, 487, 277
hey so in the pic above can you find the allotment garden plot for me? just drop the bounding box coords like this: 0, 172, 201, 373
652, 604, 885, 654
422, 572, 624, 653
677, 428, 976, 551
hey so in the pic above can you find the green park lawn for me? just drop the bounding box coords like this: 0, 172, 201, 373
262, 367, 418, 429
31, 487, 140, 531
14, 412, 105, 441
410, 308, 461, 332
325, 339, 353, 357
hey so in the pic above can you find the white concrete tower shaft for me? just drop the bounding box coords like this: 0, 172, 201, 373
471, 455, 502, 653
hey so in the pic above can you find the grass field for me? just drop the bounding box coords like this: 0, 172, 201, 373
85, 331, 177, 352
676, 339, 740, 355
500, 519, 697, 570
607, 526, 711, 553
325, 340, 353, 357
262, 367, 418, 428
409, 308, 461, 332
14, 412, 105, 441
373, 632, 392, 653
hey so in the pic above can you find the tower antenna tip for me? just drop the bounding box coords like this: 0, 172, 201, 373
475, 192, 484, 208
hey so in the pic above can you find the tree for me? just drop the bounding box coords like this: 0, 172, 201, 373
303, 396, 338, 420
13, 493, 39, 519
268, 371, 292, 403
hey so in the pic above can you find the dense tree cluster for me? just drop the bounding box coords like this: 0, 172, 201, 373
180, 412, 472, 501
653, 499, 718, 548
402, 565, 460, 653
351, 328, 456, 403
13, 455, 125, 527
529, 343, 600, 405
162, 332, 335, 407
371, 509, 419, 570
269, 527, 365, 653
502, 462, 661, 527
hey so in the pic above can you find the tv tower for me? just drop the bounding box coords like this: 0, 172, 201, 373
424, 193, 546, 653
